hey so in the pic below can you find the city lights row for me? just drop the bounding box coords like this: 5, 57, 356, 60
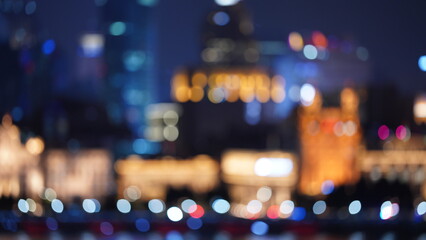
17, 194, 426, 223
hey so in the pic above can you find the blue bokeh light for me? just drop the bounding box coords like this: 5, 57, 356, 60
42, 39, 56, 55
250, 221, 269, 236
135, 218, 150, 232
290, 207, 306, 221
213, 12, 230, 26
419, 56, 426, 72
46, 217, 58, 231
186, 217, 203, 230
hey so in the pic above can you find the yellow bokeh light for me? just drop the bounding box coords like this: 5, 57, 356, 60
192, 72, 208, 87
241, 75, 255, 89
208, 74, 217, 87
271, 87, 285, 103
189, 86, 204, 102
172, 74, 189, 86
288, 32, 304, 51
226, 90, 239, 102
25, 137, 45, 155
224, 74, 240, 90
172, 70, 291, 104
271, 75, 286, 103
255, 75, 270, 89
240, 88, 255, 103
256, 88, 270, 103
175, 86, 190, 102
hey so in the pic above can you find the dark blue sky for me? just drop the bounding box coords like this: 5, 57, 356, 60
154, 0, 426, 97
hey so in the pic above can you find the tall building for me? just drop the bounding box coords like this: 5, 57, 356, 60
101, 0, 160, 155
170, 3, 287, 156
298, 88, 362, 196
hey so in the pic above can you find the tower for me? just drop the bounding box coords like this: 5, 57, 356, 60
298, 88, 361, 196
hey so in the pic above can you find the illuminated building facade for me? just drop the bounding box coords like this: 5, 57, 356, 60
171, 4, 285, 106
115, 155, 219, 201
414, 94, 426, 124
221, 150, 297, 218
45, 149, 112, 202
360, 135, 426, 199
0, 115, 44, 198
298, 88, 362, 196
169, 3, 292, 156
171, 69, 285, 104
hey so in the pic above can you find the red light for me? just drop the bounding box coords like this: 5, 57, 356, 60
267, 205, 280, 219
189, 205, 204, 218
312, 31, 328, 48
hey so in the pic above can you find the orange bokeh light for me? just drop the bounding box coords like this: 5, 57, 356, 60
312, 31, 328, 48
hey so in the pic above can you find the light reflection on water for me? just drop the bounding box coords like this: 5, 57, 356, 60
0, 232, 359, 240
4, 231, 426, 240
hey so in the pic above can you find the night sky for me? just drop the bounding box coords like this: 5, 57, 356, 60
154, 0, 426, 97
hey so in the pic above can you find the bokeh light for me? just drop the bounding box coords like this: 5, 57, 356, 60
378, 125, 390, 140
181, 199, 196, 213
44, 188, 57, 201
167, 207, 183, 222
251, 221, 269, 235
290, 207, 306, 221
312, 31, 328, 48
300, 83, 316, 106
247, 200, 262, 214
100, 222, 114, 236
280, 200, 295, 215
288, 32, 304, 51
417, 201, 426, 215
256, 186, 272, 202
46, 217, 58, 231
186, 217, 203, 230
25, 1, 36, 15
313, 200, 327, 215
254, 157, 293, 177
215, 0, 239, 6
148, 199, 165, 213
110, 22, 126, 36
25, 137, 44, 155
419, 56, 426, 71
321, 180, 334, 195
82, 199, 97, 213
212, 199, 230, 214
117, 199, 131, 213
42, 39, 56, 55
213, 12, 230, 26
188, 205, 205, 218
124, 186, 141, 202
266, 205, 280, 219
380, 201, 399, 220
135, 218, 150, 232
51, 199, 64, 213
348, 200, 361, 215
18, 199, 29, 213
303, 45, 318, 60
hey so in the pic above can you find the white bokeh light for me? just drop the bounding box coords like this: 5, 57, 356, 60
167, 207, 183, 222
117, 199, 131, 213
148, 199, 165, 213
212, 199, 230, 214
300, 83, 316, 106
215, 0, 239, 6
348, 200, 361, 215
254, 158, 293, 177
51, 199, 64, 213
